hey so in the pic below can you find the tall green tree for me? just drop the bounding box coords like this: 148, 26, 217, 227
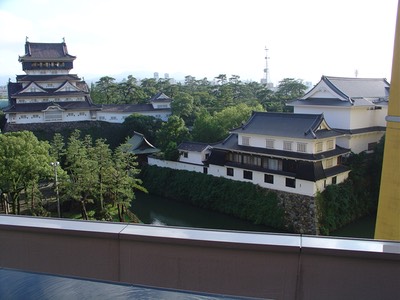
156, 115, 190, 158
171, 92, 194, 124
0, 131, 52, 214
118, 75, 147, 104
106, 145, 147, 222
93, 76, 118, 104
63, 130, 98, 220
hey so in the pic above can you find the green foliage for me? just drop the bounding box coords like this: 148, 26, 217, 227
317, 138, 384, 235
156, 115, 190, 155
0, 131, 53, 214
140, 165, 285, 230
122, 114, 163, 145
192, 103, 264, 143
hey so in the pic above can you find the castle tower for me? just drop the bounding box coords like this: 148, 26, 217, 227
4, 39, 99, 124
374, 0, 400, 241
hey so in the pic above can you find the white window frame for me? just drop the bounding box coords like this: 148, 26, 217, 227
297, 142, 307, 153
283, 141, 292, 151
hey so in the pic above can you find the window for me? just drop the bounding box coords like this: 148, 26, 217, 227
315, 142, 323, 152
254, 156, 262, 166
99, 116, 106, 120
283, 141, 292, 151
229, 153, 241, 163
44, 110, 62, 122
266, 139, 275, 149
78, 112, 86, 116
285, 178, 296, 188
227, 167, 234, 177
327, 139, 334, 150
326, 158, 333, 168
264, 174, 274, 184
242, 136, 250, 146
203, 167, 208, 174
332, 176, 337, 184
297, 142, 307, 153
242, 155, 252, 165
267, 158, 282, 171
110, 116, 117, 120
243, 170, 253, 180
182, 151, 188, 158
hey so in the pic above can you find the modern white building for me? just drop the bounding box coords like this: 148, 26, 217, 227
287, 76, 389, 153
150, 112, 351, 196
4, 40, 172, 125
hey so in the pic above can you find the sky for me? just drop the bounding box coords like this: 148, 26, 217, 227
0, 0, 398, 86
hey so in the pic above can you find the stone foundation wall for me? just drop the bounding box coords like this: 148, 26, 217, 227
276, 190, 319, 235
3, 121, 120, 133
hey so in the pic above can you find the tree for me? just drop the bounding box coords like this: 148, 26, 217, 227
93, 76, 118, 104
191, 109, 225, 143
156, 115, 190, 156
50, 133, 65, 163
92, 139, 113, 213
0, 131, 53, 214
118, 75, 147, 104
275, 78, 307, 101
213, 103, 264, 137
106, 144, 147, 222
63, 130, 98, 220
171, 92, 194, 124
122, 114, 163, 145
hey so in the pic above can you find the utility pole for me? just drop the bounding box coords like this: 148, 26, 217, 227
51, 161, 61, 218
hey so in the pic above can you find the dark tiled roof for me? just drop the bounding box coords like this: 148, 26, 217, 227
126, 131, 160, 155
290, 76, 390, 108
231, 112, 342, 139
16, 74, 81, 82
288, 98, 352, 107
149, 92, 172, 102
323, 76, 390, 98
101, 104, 154, 113
213, 133, 350, 161
19, 42, 76, 61
12, 90, 88, 97
178, 141, 209, 152
3, 101, 101, 113
334, 126, 386, 135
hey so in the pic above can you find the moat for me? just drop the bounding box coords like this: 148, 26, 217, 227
131, 192, 376, 239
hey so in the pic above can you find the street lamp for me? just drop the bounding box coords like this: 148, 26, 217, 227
50, 161, 61, 218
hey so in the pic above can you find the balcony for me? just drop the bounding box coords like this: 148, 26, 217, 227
0, 215, 399, 299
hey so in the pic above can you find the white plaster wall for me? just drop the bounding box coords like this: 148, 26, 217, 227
148, 157, 205, 173
294, 106, 351, 130
346, 131, 385, 154
179, 151, 204, 165
149, 156, 351, 197
15, 113, 44, 124
97, 111, 171, 123
208, 165, 317, 196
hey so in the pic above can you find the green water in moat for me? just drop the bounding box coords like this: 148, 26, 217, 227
131, 192, 376, 238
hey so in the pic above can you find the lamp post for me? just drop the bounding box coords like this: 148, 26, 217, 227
51, 161, 60, 218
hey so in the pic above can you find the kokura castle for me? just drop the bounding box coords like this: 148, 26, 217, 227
4, 39, 390, 197
4, 39, 172, 125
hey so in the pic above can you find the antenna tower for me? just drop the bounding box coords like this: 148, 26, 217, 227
261, 47, 273, 87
